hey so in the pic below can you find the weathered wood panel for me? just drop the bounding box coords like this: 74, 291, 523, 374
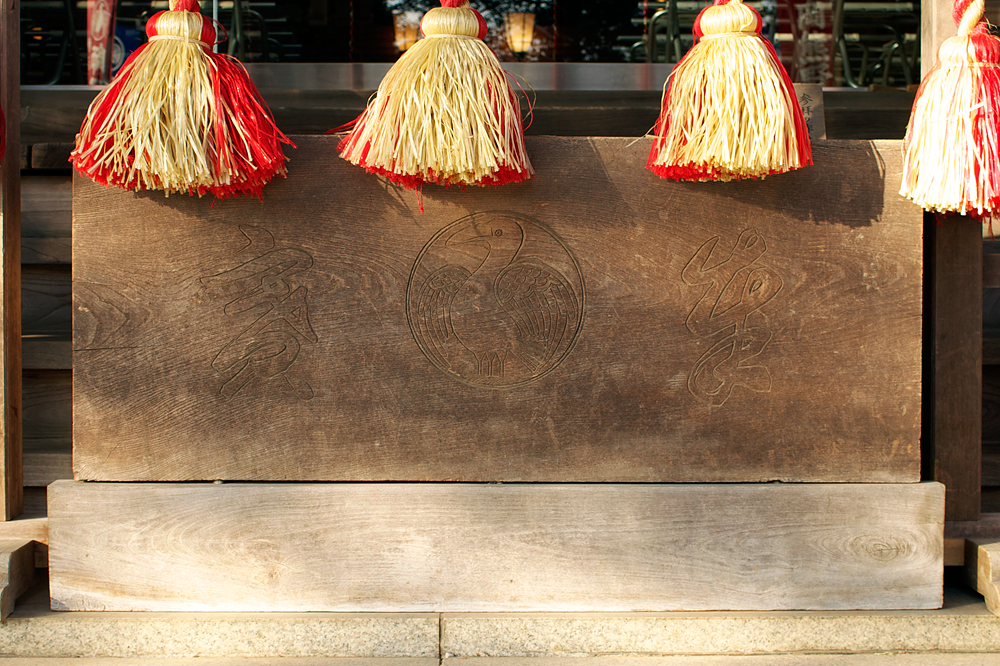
21, 174, 71, 265
22, 369, 71, 486
22, 266, 70, 337
21, 340, 71, 370
984, 444, 1000, 486
965, 538, 1000, 616
0, 538, 35, 620
23, 370, 70, 447
27, 143, 74, 172
72, 137, 923, 482
47, 481, 944, 612
947, 512, 1000, 538
945, 537, 965, 566
0, 0, 22, 519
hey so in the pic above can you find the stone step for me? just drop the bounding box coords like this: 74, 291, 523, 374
3, 657, 1000, 665
2, 578, 999, 659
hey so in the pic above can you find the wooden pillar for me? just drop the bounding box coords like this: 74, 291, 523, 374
0, 0, 22, 521
921, 0, 952, 78
925, 215, 982, 522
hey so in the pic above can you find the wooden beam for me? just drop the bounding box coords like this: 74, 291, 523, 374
0, 518, 47, 548
946, 512, 1000, 538
945, 537, 965, 566
0, 0, 21, 520
21, 174, 71, 265
21, 340, 71, 371
0, 539, 35, 621
925, 213, 982, 521
922, 0, 955, 78
964, 538, 1000, 616
984, 253, 1000, 289
48, 481, 945, 612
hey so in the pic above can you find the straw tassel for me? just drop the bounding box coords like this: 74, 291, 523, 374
70, 0, 293, 199
338, 0, 533, 190
647, 0, 811, 182
900, 0, 1000, 217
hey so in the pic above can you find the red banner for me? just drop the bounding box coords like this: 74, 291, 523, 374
87, 0, 118, 85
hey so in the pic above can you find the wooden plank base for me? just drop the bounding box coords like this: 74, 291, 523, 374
0, 539, 36, 621
964, 538, 1000, 617
48, 481, 944, 612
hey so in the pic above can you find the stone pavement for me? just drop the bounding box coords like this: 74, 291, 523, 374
0, 578, 998, 661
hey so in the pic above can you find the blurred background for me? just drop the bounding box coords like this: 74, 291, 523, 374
19, 0, 925, 88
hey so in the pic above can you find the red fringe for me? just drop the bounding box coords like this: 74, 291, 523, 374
968, 31, 1000, 215
337, 133, 532, 191
336, 73, 531, 192
204, 54, 295, 199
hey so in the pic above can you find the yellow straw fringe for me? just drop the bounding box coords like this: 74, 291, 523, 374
72, 36, 263, 195
649, 33, 804, 181
339, 35, 532, 187
900, 38, 998, 215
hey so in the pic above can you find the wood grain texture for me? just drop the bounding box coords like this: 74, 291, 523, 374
984, 441, 1000, 486
47, 481, 945, 612
983, 488, 1000, 512
22, 370, 71, 486
0, 539, 35, 621
947, 512, 1000, 538
945, 537, 965, 566
21, 339, 71, 370
21, 175, 71, 238
983, 334, 1000, 365
964, 538, 1000, 616
984, 254, 1000, 289
926, 214, 982, 521
72, 137, 923, 482
22, 266, 70, 337
23, 448, 71, 487
28, 143, 74, 172
0, 487, 47, 547
923, 0, 955, 79
0, 518, 46, 547
0, 0, 22, 519
21, 175, 71, 264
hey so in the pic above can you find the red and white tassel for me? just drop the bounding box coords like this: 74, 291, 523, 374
337, 0, 533, 190
647, 0, 811, 182
900, 0, 1000, 217
70, 0, 293, 199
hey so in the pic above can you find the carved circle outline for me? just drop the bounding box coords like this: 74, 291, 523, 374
406, 211, 586, 390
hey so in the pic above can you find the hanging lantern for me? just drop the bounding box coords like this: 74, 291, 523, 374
393, 11, 421, 52
505, 12, 536, 57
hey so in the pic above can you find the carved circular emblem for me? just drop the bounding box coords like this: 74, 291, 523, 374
406, 211, 585, 388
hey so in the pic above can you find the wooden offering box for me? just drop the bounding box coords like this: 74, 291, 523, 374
71, 137, 922, 483
57, 137, 940, 613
